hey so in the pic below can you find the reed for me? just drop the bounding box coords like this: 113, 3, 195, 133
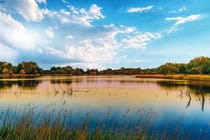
0, 107, 204, 140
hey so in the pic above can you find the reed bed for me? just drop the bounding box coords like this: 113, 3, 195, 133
0, 107, 207, 140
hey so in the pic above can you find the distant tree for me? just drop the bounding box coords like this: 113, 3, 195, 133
100, 68, 113, 75
73, 68, 84, 75
158, 63, 179, 75
18, 61, 40, 74
202, 61, 210, 74
2, 68, 9, 75
178, 64, 187, 74
0, 62, 3, 74
0, 62, 13, 74
186, 56, 210, 74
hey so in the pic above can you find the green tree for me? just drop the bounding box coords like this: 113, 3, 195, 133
178, 64, 187, 74
158, 63, 179, 75
73, 68, 84, 75
186, 56, 210, 74
18, 61, 40, 74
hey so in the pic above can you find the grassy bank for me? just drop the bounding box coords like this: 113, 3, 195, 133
136, 74, 210, 81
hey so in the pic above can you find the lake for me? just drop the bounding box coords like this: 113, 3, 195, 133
0, 75, 210, 139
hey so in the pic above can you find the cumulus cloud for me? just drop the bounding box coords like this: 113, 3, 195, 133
120, 32, 161, 49
70, 62, 105, 70
66, 27, 118, 63
0, 12, 36, 49
119, 25, 135, 33
128, 5, 154, 13
0, 2, 162, 69
1, 0, 45, 22
50, 4, 105, 26
63, 24, 161, 67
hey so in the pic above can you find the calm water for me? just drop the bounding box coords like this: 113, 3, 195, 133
1, 76, 210, 138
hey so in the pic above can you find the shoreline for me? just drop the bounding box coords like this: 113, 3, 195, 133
135, 74, 210, 81
1, 74, 210, 81
0, 74, 41, 78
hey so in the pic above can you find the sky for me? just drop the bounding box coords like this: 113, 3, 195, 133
0, 0, 210, 69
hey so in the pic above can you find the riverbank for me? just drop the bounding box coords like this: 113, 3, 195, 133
136, 74, 210, 81
1, 73, 210, 82
0, 74, 41, 78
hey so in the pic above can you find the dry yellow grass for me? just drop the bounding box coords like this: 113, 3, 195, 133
136, 74, 210, 81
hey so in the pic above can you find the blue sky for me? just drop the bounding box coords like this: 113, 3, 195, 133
0, 0, 210, 69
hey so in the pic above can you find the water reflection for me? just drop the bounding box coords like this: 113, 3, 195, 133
1, 76, 210, 112
0, 80, 41, 89
157, 80, 210, 93
50, 79, 72, 84
157, 80, 210, 111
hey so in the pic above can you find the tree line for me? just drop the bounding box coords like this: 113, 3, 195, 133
1, 56, 210, 76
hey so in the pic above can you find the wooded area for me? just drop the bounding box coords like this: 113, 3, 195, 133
1, 56, 210, 76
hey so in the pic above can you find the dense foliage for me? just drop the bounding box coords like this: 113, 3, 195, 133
0, 61, 42, 75
1, 56, 210, 75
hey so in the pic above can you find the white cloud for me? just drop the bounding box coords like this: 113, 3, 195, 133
36, 0, 46, 4
119, 25, 135, 33
0, 2, 162, 69
166, 14, 201, 33
70, 62, 105, 70
65, 35, 73, 40
63, 25, 161, 68
52, 4, 105, 26
158, 7, 163, 10
120, 32, 161, 49
45, 27, 55, 38
61, 0, 69, 4
178, 6, 187, 12
169, 6, 187, 13
1, 0, 45, 22
46, 47, 64, 56
89, 4, 105, 20
0, 42, 17, 62
166, 14, 201, 26
66, 32, 118, 63
128, 5, 154, 13
0, 12, 36, 49
167, 26, 178, 34
45, 4, 105, 26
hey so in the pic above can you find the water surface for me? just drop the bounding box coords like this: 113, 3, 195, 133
0, 76, 210, 139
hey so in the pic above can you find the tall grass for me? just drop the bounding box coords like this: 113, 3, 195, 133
0, 108, 154, 140
0, 107, 206, 140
